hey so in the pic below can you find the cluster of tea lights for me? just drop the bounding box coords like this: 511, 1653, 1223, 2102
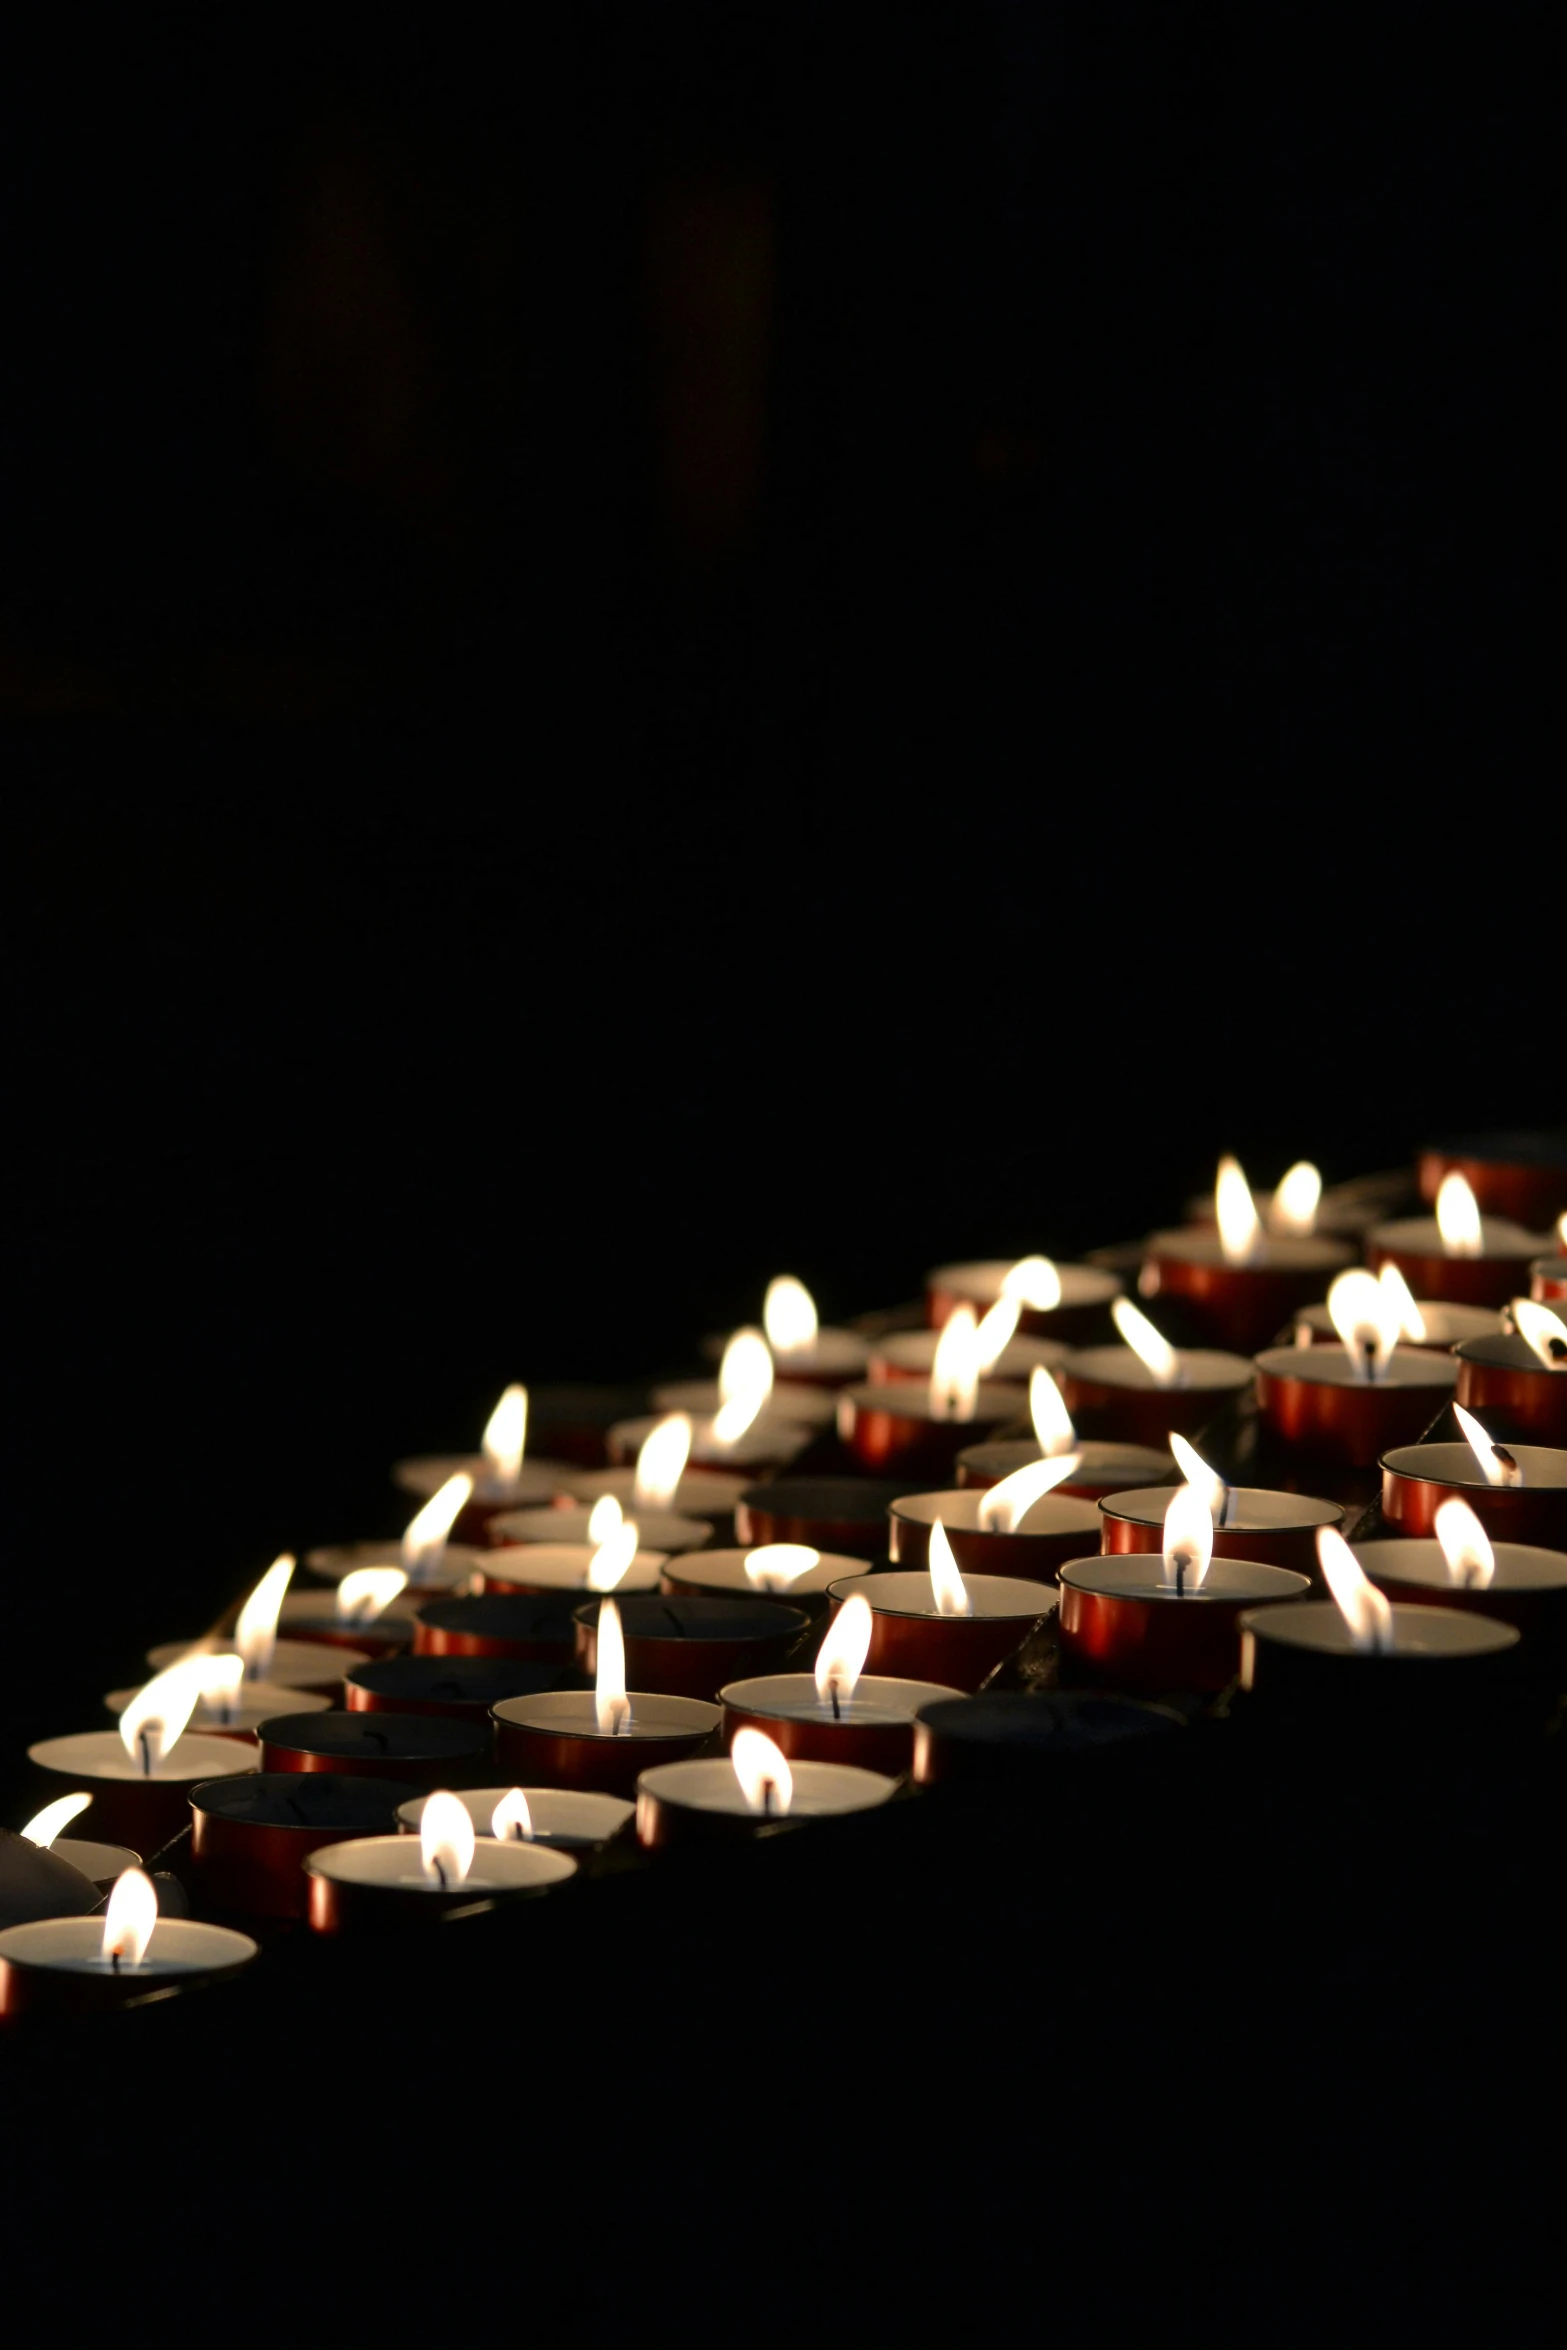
4, 1139, 1565, 2015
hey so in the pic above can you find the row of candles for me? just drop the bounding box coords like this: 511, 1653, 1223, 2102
2, 1142, 1564, 2012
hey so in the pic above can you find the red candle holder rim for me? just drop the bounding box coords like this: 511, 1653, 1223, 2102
568, 1595, 810, 1643
1291, 1300, 1505, 1340
1453, 1331, 1567, 1375
1058, 1555, 1309, 1604
1380, 1440, 1567, 1489
1352, 1538, 1567, 1592
1369, 1215, 1543, 1258
258, 1710, 492, 1763
1238, 1598, 1520, 1657
491, 1688, 720, 1737
957, 1438, 1178, 1477
634, 1755, 898, 1816
719, 1670, 966, 1717
838, 1381, 1028, 1424
1063, 1345, 1254, 1391
1097, 1485, 1344, 1532
1253, 1344, 1460, 1390
395, 1787, 635, 1840
825, 1570, 1056, 1621
189, 1771, 421, 1828
27, 1732, 258, 1784
661, 1548, 870, 1596
890, 1489, 1101, 1535
302, 1834, 577, 1892
1145, 1229, 1354, 1272
415, 1594, 579, 1638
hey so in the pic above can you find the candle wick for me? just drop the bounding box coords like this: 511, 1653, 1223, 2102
1362, 1336, 1378, 1384
1494, 1444, 1520, 1487
762, 1782, 773, 1818
110, 1946, 121, 1974
138, 1728, 152, 1778
1175, 1558, 1186, 1599
432, 1857, 448, 1890
830, 1685, 841, 1722
1550, 1338, 1567, 1364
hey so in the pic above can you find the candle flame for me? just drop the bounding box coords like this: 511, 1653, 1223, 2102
634, 1415, 691, 1510
1317, 1528, 1394, 1652
337, 1566, 408, 1624
402, 1474, 473, 1584
929, 1306, 981, 1422
973, 1294, 1022, 1372
101, 1868, 157, 1969
1029, 1364, 1077, 1454
491, 1788, 534, 1841
731, 1727, 793, 1817
928, 1520, 973, 1617
235, 1553, 295, 1677
20, 1792, 92, 1848
744, 1543, 821, 1592
1269, 1161, 1322, 1237
193, 1653, 245, 1725
586, 1518, 640, 1592
976, 1452, 1083, 1534
1110, 1297, 1181, 1386
594, 1597, 632, 1734
481, 1384, 529, 1484
1453, 1402, 1522, 1487
420, 1790, 476, 1887
1377, 1259, 1428, 1343
814, 1592, 872, 1705
1558, 1212, 1567, 1251
1433, 1498, 1496, 1591
586, 1493, 624, 1545
1215, 1156, 1261, 1264
1168, 1432, 1226, 1517
1000, 1255, 1063, 1311
1327, 1269, 1400, 1382
118, 1659, 203, 1772
1512, 1298, 1567, 1372
712, 1327, 773, 1444
764, 1275, 818, 1357
1160, 1483, 1213, 1592
1435, 1172, 1483, 1258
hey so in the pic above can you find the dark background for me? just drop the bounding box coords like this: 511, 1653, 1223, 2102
0, 15, 1557, 2320
0, 5, 1553, 1735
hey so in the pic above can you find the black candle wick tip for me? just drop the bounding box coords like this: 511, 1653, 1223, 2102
831, 1686, 841, 1722
1494, 1444, 1518, 1469
110, 1947, 121, 1974
1175, 1559, 1186, 1599
431, 1857, 447, 1889
138, 1729, 152, 1779
1549, 1338, 1567, 1363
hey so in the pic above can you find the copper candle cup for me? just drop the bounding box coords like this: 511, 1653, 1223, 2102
836, 1384, 1026, 1481
1058, 1348, 1254, 1445
345, 1656, 588, 1722
1417, 1140, 1567, 1231
1453, 1334, 1567, 1446
823, 1571, 1053, 1690
189, 1772, 419, 1918
955, 1437, 1178, 1500
1141, 1232, 1353, 1353
1254, 1346, 1458, 1467
571, 1596, 810, 1702
634, 1757, 898, 1850
412, 1594, 579, 1663
1366, 1220, 1543, 1309
0, 1919, 257, 2019
924, 1261, 1122, 1342
1238, 1600, 1522, 1726
1057, 1556, 1309, 1694
305, 1835, 576, 1934
258, 1710, 492, 1785
491, 1691, 721, 1794
1380, 1442, 1567, 1546
888, 1489, 1101, 1584
720, 1671, 961, 1776
1097, 1486, 1343, 1574
735, 1478, 917, 1560
1353, 1538, 1567, 1659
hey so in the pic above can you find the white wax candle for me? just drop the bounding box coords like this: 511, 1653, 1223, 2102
306, 1835, 576, 1895
482, 1543, 667, 1593
396, 1787, 633, 1848
489, 1504, 713, 1555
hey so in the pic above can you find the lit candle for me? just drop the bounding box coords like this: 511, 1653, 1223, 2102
0, 1867, 256, 2017
396, 1785, 634, 1854
756, 1275, 871, 1389
1060, 1298, 1254, 1445
1291, 1259, 1504, 1352
660, 1542, 870, 1607
304, 1475, 487, 1607
394, 1384, 575, 1537
282, 1566, 417, 1656
867, 1301, 1066, 1390
570, 1593, 811, 1702
1453, 1299, 1567, 1446
1057, 1485, 1307, 1692
257, 1708, 491, 1786
924, 1254, 1122, 1343
1142, 1155, 1353, 1352
1, 1811, 101, 1928
888, 1453, 1101, 1583
1379, 1404, 1567, 1546
635, 1724, 897, 1849
488, 1495, 713, 1557
825, 1527, 1055, 1690
28, 1660, 254, 1850
954, 1365, 1176, 1501
1254, 1270, 1459, 1467
103, 1653, 330, 1744
15, 1795, 139, 1895
491, 1596, 721, 1793
1097, 1431, 1344, 1572
652, 1326, 838, 1431
837, 1307, 1029, 1480
1353, 1501, 1567, 1661
304, 1789, 577, 1933
719, 1591, 963, 1774
560, 1414, 750, 1526
1368, 1173, 1544, 1309
149, 1553, 375, 1696
1415, 1136, 1567, 1233
479, 1506, 666, 1597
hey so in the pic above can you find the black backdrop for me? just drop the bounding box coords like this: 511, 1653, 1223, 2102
0, 12, 1557, 2323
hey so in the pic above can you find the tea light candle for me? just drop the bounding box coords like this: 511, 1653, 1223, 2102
755, 1276, 872, 1388
1354, 1533, 1567, 1656
650, 1378, 836, 1432
51, 1839, 142, 1888
955, 1436, 1177, 1500
1417, 1135, 1567, 1231
282, 1585, 420, 1656
305, 1803, 577, 1933
911, 1690, 1185, 1792
1291, 1299, 1504, 1350
147, 1637, 372, 1699
660, 1546, 868, 1603
1059, 1301, 1254, 1446
0, 1874, 256, 2017
103, 1677, 330, 1745
396, 1786, 634, 1853
345, 1656, 587, 1722
1057, 1552, 1308, 1693
189, 1772, 420, 1919
572, 1595, 811, 1702
28, 1713, 254, 1852
635, 1744, 897, 1849
258, 1709, 491, 1786
1367, 1171, 1544, 1308
734, 1477, 920, 1560
925, 1257, 1121, 1342
303, 1539, 487, 1604
478, 1543, 667, 1597
867, 1329, 1069, 1387
719, 1590, 960, 1775
492, 1685, 720, 1794
1454, 1316, 1567, 1446
394, 1383, 576, 1539
1254, 1344, 1458, 1467
1097, 1484, 1343, 1574
825, 1557, 1054, 1691
1143, 1159, 1353, 1352
1380, 1438, 1567, 1546
837, 1383, 1024, 1481
606, 1413, 812, 1478
1238, 1598, 1521, 1720
488, 1502, 713, 1555
889, 1478, 1102, 1584
412, 1593, 579, 1662
16, 1796, 141, 1893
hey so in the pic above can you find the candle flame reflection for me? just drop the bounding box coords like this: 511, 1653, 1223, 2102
712, 1328, 774, 1444
420, 1790, 476, 1887
634, 1415, 691, 1509
235, 1554, 295, 1678
1454, 1402, 1523, 1487
1030, 1365, 1077, 1454
491, 1788, 534, 1841
595, 1597, 632, 1735
1435, 1172, 1483, 1258
1215, 1156, 1261, 1264
1317, 1528, 1394, 1653
929, 1306, 981, 1422
481, 1384, 529, 1486
118, 1659, 204, 1773
586, 1519, 640, 1592
1327, 1269, 1400, 1382
1111, 1298, 1181, 1387
1512, 1299, 1567, 1372
731, 1727, 793, 1817
1269, 1162, 1322, 1237
1160, 1484, 1213, 1593
402, 1475, 473, 1585
1377, 1260, 1428, 1343
101, 1868, 157, 1969
20, 1792, 92, 1848
1433, 1498, 1495, 1590
744, 1544, 821, 1592
764, 1276, 817, 1357
928, 1520, 973, 1617
1000, 1255, 1062, 1311
814, 1592, 872, 1707
976, 1452, 1082, 1534
337, 1566, 408, 1624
